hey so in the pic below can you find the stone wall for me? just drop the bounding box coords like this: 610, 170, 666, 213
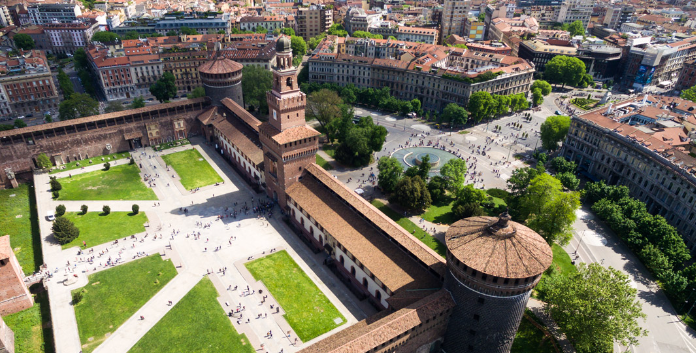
0, 315, 14, 353
0, 237, 33, 316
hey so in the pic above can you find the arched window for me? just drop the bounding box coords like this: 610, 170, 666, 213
375, 290, 381, 301
286, 77, 293, 88
350, 266, 356, 277
339, 255, 344, 265
362, 278, 368, 288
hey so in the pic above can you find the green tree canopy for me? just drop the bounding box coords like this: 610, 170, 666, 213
540, 115, 571, 151
377, 156, 403, 193
306, 88, 343, 140
187, 87, 205, 99
439, 158, 468, 191
442, 103, 469, 127
567, 20, 585, 36
180, 26, 199, 35
130, 96, 146, 109
531, 80, 552, 96
328, 24, 348, 37
36, 153, 52, 169
352, 31, 382, 39
104, 101, 124, 113
467, 91, 495, 123
532, 88, 543, 106
74, 48, 89, 71
52, 217, 80, 245
14, 119, 26, 128
544, 55, 586, 88
149, 72, 177, 102
281, 27, 295, 36
390, 175, 431, 210
57, 69, 74, 99
241, 65, 272, 113
681, 85, 696, 102
59, 93, 99, 120
290, 35, 307, 57
91, 31, 120, 43
544, 263, 647, 352
528, 190, 580, 245
13, 33, 35, 50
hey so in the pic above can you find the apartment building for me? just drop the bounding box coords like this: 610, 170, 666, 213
239, 16, 285, 32
296, 6, 333, 41
368, 23, 439, 44
440, 0, 470, 44
0, 6, 14, 27
463, 17, 485, 41
556, 0, 592, 29
0, 50, 59, 118
344, 8, 381, 35
620, 37, 696, 91
27, 4, 81, 25
44, 21, 100, 54
154, 15, 230, 35
603, 6, 635, 30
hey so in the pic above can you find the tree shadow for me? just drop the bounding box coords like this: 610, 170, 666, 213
27, 181, 45, 273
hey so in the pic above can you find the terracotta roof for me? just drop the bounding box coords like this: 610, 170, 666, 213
198, 56, 243, 74
287, 165, 444, 293
298, 289, 455, 353
261, 124, 320, 145
197, 106, 218, 125
445, 215, 552, 279
0, 235, 11, 260
0, 98, 210, 138
221, 98, 261, 132
201, 108, 264, 165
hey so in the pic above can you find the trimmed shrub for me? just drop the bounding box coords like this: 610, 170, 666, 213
81, 204, 88, 214
132, 204, 139, 215
55, 204, 66, 217
102, 205, 111, 215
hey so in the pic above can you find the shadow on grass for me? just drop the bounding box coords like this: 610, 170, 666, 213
28, 181, 45, 273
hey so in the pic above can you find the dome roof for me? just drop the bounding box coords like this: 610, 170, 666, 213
276, 36, 292, 53
445, 213, 552, 279
198, 57, 243, 75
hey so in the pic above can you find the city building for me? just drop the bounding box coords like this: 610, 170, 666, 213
0, 235, 33, 316
562, 95, 696, 250
199, 43, 244, 108
603, 6, 635, 30
238, 16, 285, 32
516, 0, 562, 7
576, 44, 622, 81
0, 50, 59, 118
0, 6, 14, 28
517, 39, 576, 71
677, 59, 696, 91
368, 22, 439, 45
440, 0, 470, 43
344, 8, 381, 36
27, 4, 81, 26
556, 0, 592, 30
154, 14, 230, 35
463, 17, 486, 41
619, 37, 696, 91
44, 21, 100, 54
296, 6, 333, 41
13, 26, 51, 52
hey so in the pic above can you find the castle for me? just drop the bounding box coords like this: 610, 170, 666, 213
0, 37, 552, 353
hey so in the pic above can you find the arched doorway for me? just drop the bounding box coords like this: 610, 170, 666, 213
375, 290, 381, 301
339, 255, 344, 265
350, 266, 356, 277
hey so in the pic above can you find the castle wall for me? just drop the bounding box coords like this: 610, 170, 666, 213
0, 315, 14, 353
203, 81, 243, 108
0, 243, 33, 316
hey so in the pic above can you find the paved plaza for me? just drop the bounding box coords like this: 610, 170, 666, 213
33, 140, 373, 353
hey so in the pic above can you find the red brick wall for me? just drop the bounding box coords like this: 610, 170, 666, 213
0, 248, 33, 316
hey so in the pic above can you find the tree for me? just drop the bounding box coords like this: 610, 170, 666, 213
544, 55, 586, 88
567, 20, 585, 36
59, 93, 99, 120
187, 87, 205, 99
544, 263, 647, 353
50, 178, 62, 191
306, 89, 343, 139
550, 156, 576, 173
91, 31, 119, 43
532, 88, 543, 106
73, 48, 89, 71
290, 35, 307, 57
104, 101, 124, 113
521, 173, 563, 217
57, 69, 74, 98
556, 172, 580, 190
467, 91, 495, 123
132, 204, 140, 215
81, 205, 88, 214
55, 204, 66, 217
308, 33, 327, 50
377, 156, 403, 193
241, 65, 272, 113
12, 119, 25, 128
390, 175, 432, 210
439, 158, 468, 191
103, 162, 110, 171
442, 103, 469, 127
681, 85, 696, 103
410, 99, 422, 114
36, 153, 52, 169
52, 217, 80, 245
166, 30, 178, 36
255, 26, 268, 34
327, 24, 348, 37
453, 202, 484, 219
427, 176, 447, 202
14, 33, 35, 50
417, 154, 431, 180
180, 26, 199, 35
455, 184, 487, 206
281, 27, 295, 36
530, 80, 552, 96
528, 190, 580, 245
540, 115, 571, 150
102, 205, 111, 215
150, 72, 177, 102
131, 96, 146, 109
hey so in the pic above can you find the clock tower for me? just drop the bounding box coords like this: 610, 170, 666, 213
260, 36, 320, 209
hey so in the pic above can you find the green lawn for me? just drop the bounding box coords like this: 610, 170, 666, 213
316, 154, 333, 170
60, 211, 147, 249
0, 183, 43, 273
421, 196, 457, 225
49, 153, 131, 174
511, 311, 557, 353
57, 164, 157, 201
534, 244, 576, 300
129, 277, 254, 353
161, 149, 223, 190
153, 138, 190, 152
245, 250, 345, 341
322, 144, 336, 158
73, 255, 178, 353
371, 200, 447, 257
3, 286, 55, 353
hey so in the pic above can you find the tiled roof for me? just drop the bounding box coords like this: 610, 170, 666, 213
220, 98, 261, 132
298, 289, 455, 353
287, 164, 444, 293
445, 215, 553, 278
202, 108, 264, 165
0, 235, 11, 260
261, 124, 320, 145
198, 56, 243, 74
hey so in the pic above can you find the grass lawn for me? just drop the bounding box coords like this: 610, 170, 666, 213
73, 255, 178, 353
129, 277, 254, 353
0, 183, 43, 273
534, 244, 576, 299
371, 200, 447, 257
60, 211, 147, 249
245, 250, 345, 342
511, 311, 557, 353
571, 98, 600, 110
421, 196, 457, 225
57, 164, 157, 201
161, 149, 223, 190
3, 286, 55, 353
316, 154, 333, 170
153, 138, 190, 152
49, 153, 131, 174
322, 144, 336, 158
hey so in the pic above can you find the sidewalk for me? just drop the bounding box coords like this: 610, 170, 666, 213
528, 298, 576, 353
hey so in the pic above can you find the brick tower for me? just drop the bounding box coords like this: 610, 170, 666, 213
442, 213, 552, 353
260, 36, 320, 209
0, 235, 33, 316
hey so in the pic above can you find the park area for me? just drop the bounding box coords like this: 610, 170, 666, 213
161, 149, 223, 190
129, 277, 254, 353
49, 153, 131, 175
56, 164, 157, 201
72, 255, 178, 353
60, 211, 148, 249
511, 311, 559, 353
245, 250, 346, 342
3, 286, 55, 353
0, 183, 42, 274
570, 97, 600, 110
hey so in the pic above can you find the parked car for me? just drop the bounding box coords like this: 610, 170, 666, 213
25, 114, 33, 118
147, 98, 154, 101
16, 115, 25, 119
555, 111, 562, 115
46, 211, 55, 221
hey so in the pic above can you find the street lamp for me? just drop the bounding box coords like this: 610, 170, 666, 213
574, 230, 586, 256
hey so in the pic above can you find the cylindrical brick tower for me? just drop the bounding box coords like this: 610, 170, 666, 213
442, 213, 552, 353
198, 43, 244, 107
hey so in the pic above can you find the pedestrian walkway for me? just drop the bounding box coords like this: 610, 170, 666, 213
527, 298, 576, 353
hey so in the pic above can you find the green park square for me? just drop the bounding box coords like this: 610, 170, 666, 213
129, 277, 254, 353
72, 255, 178, 353
60, 211, 148, 249
161, 148, 223, 190
245, 250, 346, 342
56, 164, 157, 201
